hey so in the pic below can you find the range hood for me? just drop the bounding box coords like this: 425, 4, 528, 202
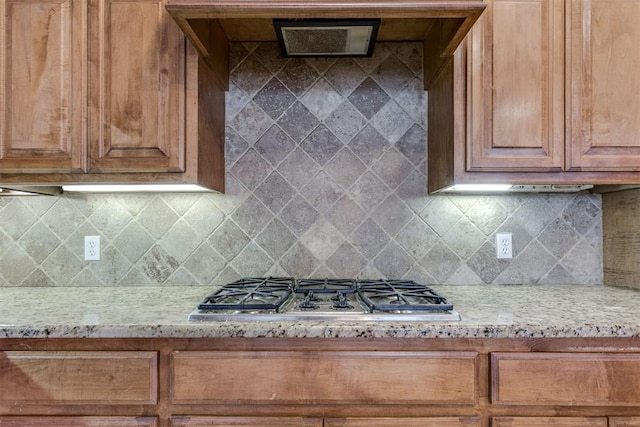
166, 0, 486, 88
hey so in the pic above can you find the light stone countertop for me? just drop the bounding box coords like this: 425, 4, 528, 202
1, 284, 640, 339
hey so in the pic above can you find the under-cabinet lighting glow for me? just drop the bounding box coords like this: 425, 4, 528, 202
62, 184, 211, 193
443, 184, 594, 193
446, 184, 514, 192
0, 188, 39, 196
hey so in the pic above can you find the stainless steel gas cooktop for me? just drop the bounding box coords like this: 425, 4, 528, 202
189, 277, 460, 321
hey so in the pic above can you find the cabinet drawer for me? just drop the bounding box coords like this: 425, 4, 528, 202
492, 418, 607, 427
171, 417, 322, 426
0, 417, 157, 426
0, 351, 157, 405
325, 418, 481, 426
492, 352, 640, 405
171, 351, 477, 404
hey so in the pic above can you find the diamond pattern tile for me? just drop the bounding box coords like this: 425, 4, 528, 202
324, 101, 367, 143
231, 196, 273, 237
325, 59, 367, 96
279, 195, 320, 236
277, 59, 320, 96
254, 172, 296, 214
371, 100, 414, 143
371, 55, 414, 96
326, 243, 367, 277
348, 77, 390, 119
277, 101, 320, 142
255, 125, 296, 166
300, 125, 343, 166
348, 124, 389, 165
0, 41, 602, 287
253, 78, 297, 120
255, 218, 296, 260
231, 54, 271, 96
324, 148, 367, 190
301, 78, 343, 120
278, 148, 320, 189
229, 101, 273, 144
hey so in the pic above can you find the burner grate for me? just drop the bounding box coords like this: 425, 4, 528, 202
198, 277, 294, 311
357, 279, 453, 312
295, 278, 356, 294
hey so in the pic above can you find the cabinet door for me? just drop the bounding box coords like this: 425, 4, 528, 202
171, 417, 322, 427
0, 0, 86, 173
467, 0, 564, 172
610, 418, 640, 427
0, 417, 156, 426
567, 0, 640, 171
0, 351, 157, 405
88, 0, 185, 173
325, 418, 481, 427
492, 418, 607, 427
492, 352, 640, 406
171, 351, 477, 405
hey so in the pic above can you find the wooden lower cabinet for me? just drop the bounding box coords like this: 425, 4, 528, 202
171, 417, 322, 426
171, 351, 477, 405
0, 417, 157, 426
4, 339, 640, 425
491, 352, 640, 405
325, 417, 481, 426
491, 418, 607, 427
610, 418, 640, 427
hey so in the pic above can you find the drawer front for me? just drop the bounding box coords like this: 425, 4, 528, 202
492, 352, 640, 405
610, 418, 640, 427
171, 417, 322, 426
171, 351, 477, 404
0, 417, 157, 426
492, 418, 607, 427
0, 351, 157, 405
325, 418, 481, 426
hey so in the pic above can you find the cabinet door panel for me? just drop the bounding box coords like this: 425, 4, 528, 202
171, 351, 477, 404
610, 418, 640, 427
171, 417, 322, 427
567, 0, 640, 170
0, 0, 85, 173
0, 351, 157, 405
492, 418, 607, 427
0, 417, 156, 426
88, 0, 185, 173
467, 0, 564, 171
492, 352, 640, 405
325, 418, 481, 427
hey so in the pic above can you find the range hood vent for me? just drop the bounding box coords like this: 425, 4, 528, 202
273, 18, 380, 57
166, 0, 486, 88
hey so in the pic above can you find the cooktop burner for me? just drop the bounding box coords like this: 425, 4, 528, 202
189, 277, 460, 321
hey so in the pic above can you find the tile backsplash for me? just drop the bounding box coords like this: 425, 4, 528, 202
0, 42, 603, 287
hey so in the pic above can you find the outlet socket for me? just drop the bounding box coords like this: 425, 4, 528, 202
84, 236, 100, 261
496, 232, 513, 259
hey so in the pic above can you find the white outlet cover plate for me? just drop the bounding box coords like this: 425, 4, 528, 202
84, 236, 101, 261
496, 232, 513, 259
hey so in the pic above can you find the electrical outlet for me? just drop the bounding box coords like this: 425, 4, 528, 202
496, 232, 513, 259
84, 236, 100, 261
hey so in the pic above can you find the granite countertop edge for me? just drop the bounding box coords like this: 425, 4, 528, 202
2, 284, 640, 339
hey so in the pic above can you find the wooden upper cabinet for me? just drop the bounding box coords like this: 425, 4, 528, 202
566, 0, 640, 171
0, 0, 86, 173
88, 0, 185, 173
467, 0, 564, 172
